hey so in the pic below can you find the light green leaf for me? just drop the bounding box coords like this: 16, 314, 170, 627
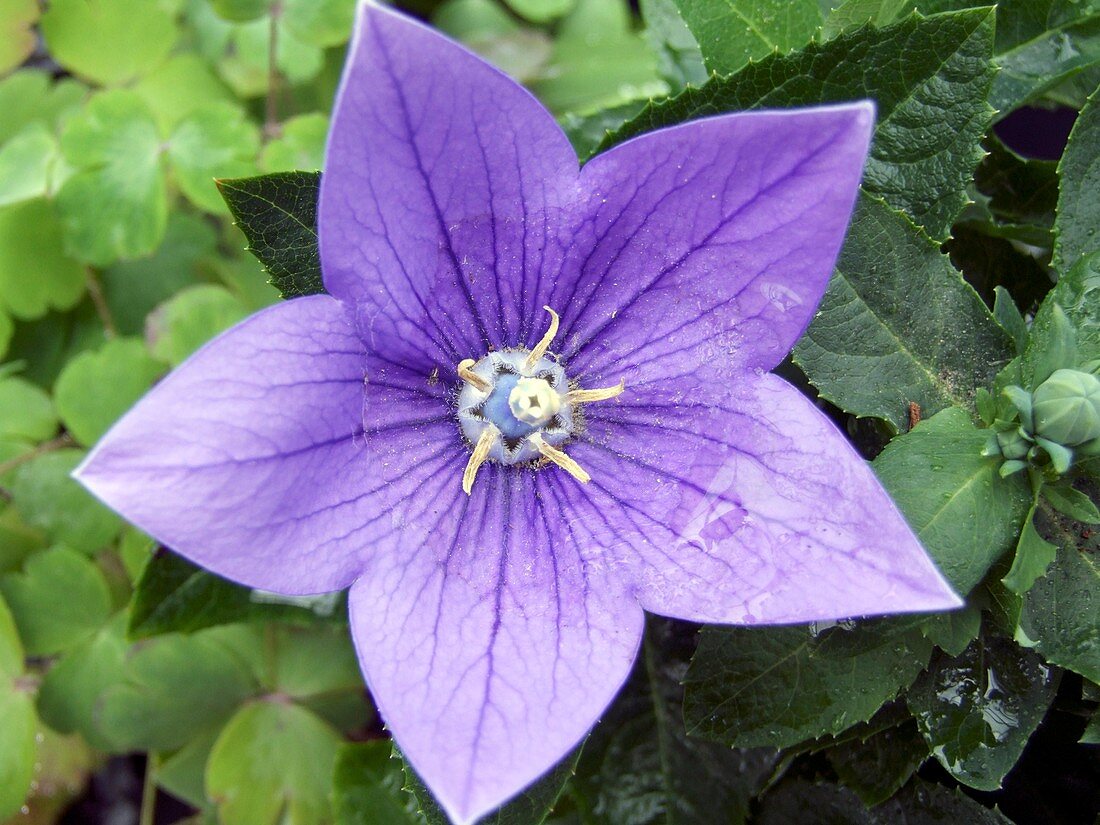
873, 407, 1031, 594
134, 53, 239, 131
908, 637, 1058, 791
54, 337, 164, 446
821, 0, 914, 39
156, 726, 222, 809
0, 0, 37, 75
57, 90, 167, 265
211, 0, 272, 22
284, 0, 358, 47
0, 123, 67, 208
98, 632, 257, 752
219, 17, 325, 98
0, 198, 86, 319
1019, 503, 1100, 682
101, 212, 215, 336
36, 613, 128, 752
10, 450, 122, 554
40, 0, 177, 86
269, 625, 362, 700
1054, 83, 1100, 274
675, 0, 822, 75
434, 0, 552, 83
531, 0, 668, 114
0, 545, 112, 656
600, 9, 996, 240
0, 595, 36, 821
502, 0, 575, 23
640, 0, 709, 89
0, 377, 56, 441
147, 285, 250, 367
684, 618, 931, 748
168, 103, 260, 214
0, 309, 10, 359
794, 197, 1013, 430
206, 701, 342, 825
260, 113, 328, 173
0, 71, 86, 146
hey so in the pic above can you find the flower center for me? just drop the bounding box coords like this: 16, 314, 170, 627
454, 307, 625, 494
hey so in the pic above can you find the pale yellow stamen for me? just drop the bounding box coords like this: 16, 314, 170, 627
531, 433, 590, 484
524, 306, 560, 371
462, 426, 499, 495
566, 379, 625, 405
457, 358, 491, 393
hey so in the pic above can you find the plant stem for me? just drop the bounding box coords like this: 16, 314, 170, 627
85, 268, 117, 339
139, 755, 156, 825
0, 434, 75, 478
264, 4, 282, 140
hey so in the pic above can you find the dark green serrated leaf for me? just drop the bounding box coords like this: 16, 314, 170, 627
217, 172, 325, 300
1003, 497, 1058, 596
560, 99, 649, 160
757, 777, 1013, 824
684, 617, 931, 749
573, 619, 776, 825
598, 9, 996, 240
993, 287, 1029, 354
1055, 83, 1100, 274
334, 742, 423, 825
873, 407, 1030, 594
403, 743, 579, 825
907, 636, 1058, 791
1019, 494, 1100, 682
675, 0, 822, 76
128, 547, 344, 639
825, 720, 928, 806
794, 197, 1013, 430
920, 601, 982, 657
985, 3, 1100, 115
1021, 251, 1100, 388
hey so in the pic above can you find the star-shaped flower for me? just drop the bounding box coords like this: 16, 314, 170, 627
76, 4, 960, 822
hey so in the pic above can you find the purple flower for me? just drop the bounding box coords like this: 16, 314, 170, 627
76, 4, 960, 822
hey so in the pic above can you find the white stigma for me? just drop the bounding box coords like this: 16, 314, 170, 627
508, 377, 561, 426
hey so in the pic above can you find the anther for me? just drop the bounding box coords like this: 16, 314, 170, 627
524, 307, 560, 371
462, 425, 499, 495
566, 379, 625, 405
457, 358, 491, 393
531, 433, 590, 483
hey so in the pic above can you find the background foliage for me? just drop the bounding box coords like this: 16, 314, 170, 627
0, 1, 1098, 823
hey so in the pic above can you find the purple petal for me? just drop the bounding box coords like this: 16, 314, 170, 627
319, 3, 578, 371
75, 295, 378, 594
553, 104, 873, 388
349, 466, 643, 825
567, 371, 960, 623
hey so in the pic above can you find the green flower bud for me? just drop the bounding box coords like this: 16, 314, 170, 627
995, 427, 1031, 460
1032, 368, 1100, 447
